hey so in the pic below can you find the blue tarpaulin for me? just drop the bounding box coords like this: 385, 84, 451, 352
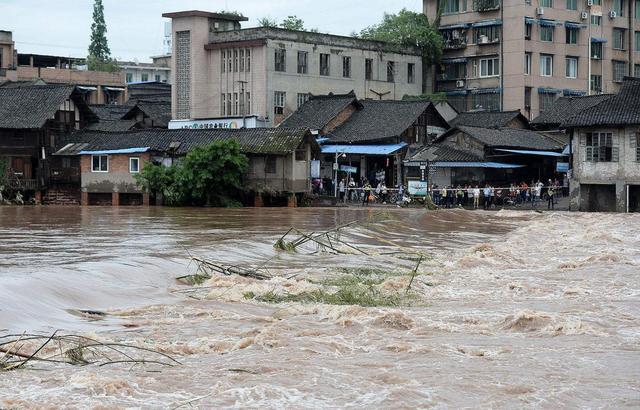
557, 162, 569, 173
564, 21, 587, 28
321, 143, 407, 156
316, 137, 330, 144
591, 37, 607, 43
495, 149, 567, 157
79, 147, 150, 155
562, 145, 571, 155
472, 19, 502, 27
432, 162, 525, 169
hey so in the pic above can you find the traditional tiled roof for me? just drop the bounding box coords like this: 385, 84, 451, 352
444, 126, 564, 151
85, 119, 137, 132
449, 110, 528, 129
279, 92, 359, 130
531, 94, 613, 129
123, 100, 172, 128
89, 105, 132, 121
330, 100, 432, 143
127, 82, 171, 101
562, 77, 640, 128
56, 127, 315, 156
0, 84, 78, 129
410, 144, 482, 163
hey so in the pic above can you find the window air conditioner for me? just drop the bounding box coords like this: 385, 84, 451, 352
580, 11, 589, 19
608, 10, 617, 18
456, 80, 465, 88
479, 35, 489, 44
536, 7, 544, 15
586, 0, 593, 6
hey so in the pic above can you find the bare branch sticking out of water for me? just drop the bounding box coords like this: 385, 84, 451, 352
0, 333, 181, 371
190, 257, 271, 281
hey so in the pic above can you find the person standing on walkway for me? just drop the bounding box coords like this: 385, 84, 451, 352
338, 178, 346, 202
473, 185, 480, 209
547, 185, 555, 210
483, 185, 491, 210
362, 181, 372, 207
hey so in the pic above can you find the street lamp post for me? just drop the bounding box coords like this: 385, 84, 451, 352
334, 151, 346, 197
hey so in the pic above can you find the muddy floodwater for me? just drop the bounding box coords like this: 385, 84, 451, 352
0, 206, 639, 408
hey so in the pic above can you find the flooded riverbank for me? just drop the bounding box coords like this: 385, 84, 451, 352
0, 207, 638, 408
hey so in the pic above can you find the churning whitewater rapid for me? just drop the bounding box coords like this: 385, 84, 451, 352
0, 207, 638, 408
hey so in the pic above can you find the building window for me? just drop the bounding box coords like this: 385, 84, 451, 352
525, 53, 531, 75
471, 93, 500, 111
141, 73, 148, 82
613, 61, 627, 82
524, 87, 532, 109
633, 132, 640, 161
265, 156, 277, 174
473, 0, 499, 11
155, 74, 161, 82
239, 92, 245, 116
636, 32, 640, 51
275, 49, 286, 72
475, 25, 500, 43
342, 56, 351, 78
246, 92, 251, 114
613, 28, 625, 50
233, 92, 238, 115
540, 54, 553, 76
566, 57, 578, 78
408, 63, 416, 83
221, 94, 226, 116
125, 73, 133, 83
540, 0, 552, 6
233, 49, 239, 72
320, 53, 330, 76
442, 62, 466, 79
566, 27, 578, 44
613, 0, 623, 15
442, 0, 459, 13
525, 22, 532, 40
479, 57, 500, 77
297, 93, 310, 108
91, 155, 108, 172
365, 58, 373, 80
635, 64, 640, 77
227, 93, 232, 115
246, 49, 251, 72
539, 93, 557, 112
591, 41, 603, 59
387, 61, 395, 82
566, 0, 577, 10
591, 15, 601, 26
591, 75, 602, 93
585, 132, 615, 162
274, 91, 286, 115
240, 49, 245, 72
637, 0, 640, 19
297, 51, 308, 74
540, 26, 554, 42
129, 157, 140, 173
221, 50, 226, 73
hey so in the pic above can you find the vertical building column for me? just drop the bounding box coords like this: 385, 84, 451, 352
287, 194, 297, 208
254, 193, 264, 207
81, 191, 89, 206
112, 192, 120, 206
142, 193, 150, 206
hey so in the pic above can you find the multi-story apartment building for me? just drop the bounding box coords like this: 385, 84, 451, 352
0, 30, 17, 81
162, 11, 424, 126
424, 0, 640, 118
119, 56, 171, 84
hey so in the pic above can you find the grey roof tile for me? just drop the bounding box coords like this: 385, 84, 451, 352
279, 92, 358, 130
531, 94, 613, 128
449, 110, 527, 129
0, 84, 77, 129
451, 126, 564, 151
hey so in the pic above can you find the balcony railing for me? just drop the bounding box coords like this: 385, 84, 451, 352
443, 39, 467, 50
5, 178, 39, 191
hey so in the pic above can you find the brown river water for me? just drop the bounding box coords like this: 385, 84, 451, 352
0, 206, 638, 408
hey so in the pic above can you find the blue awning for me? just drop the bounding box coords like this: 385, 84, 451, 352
321, 143, 407, 156
472, 19, 502, 27
441, 58, 468, 64
563, 89, 587, 96
525, 17, 538, 24
495, 149, 567, 157
591, 37, 607, 43
316, 137, 330, 144
79, 147, 150, 155
556, 162, 569, 173
470, 88, 501, 95
445, 90, 468, 96
539, 19, 559, 27
538, 87, 560, 94
564, 21, 587, 29
440, 23, 470, 29
562, 145, 571, 155
432, 162, 525, 169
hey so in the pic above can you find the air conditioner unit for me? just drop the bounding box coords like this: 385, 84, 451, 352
609, 10, 617, 18
580, 11, 589, 19
536, 7, 544, 15
586, 0, 593, 6
456, 80, 465, 88
479, 35, 489, 44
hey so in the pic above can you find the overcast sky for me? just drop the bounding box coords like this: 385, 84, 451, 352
1, 0, 423, 62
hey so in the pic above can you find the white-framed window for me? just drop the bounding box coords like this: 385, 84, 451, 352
539, 93, 557, 112
591, 15, 601, 26
320, 53, 330, 76
566, 0, 577, 10
275, 48, 286, 72
525, 53, 531, 75
584, 132, 617, 162
613, 61, 627, 82
565, 57, 578, 78
91, 155, 108, 172
566, 27, 578, 44
631, 132, 640, 162
613, 0, 623, 15
540, 26, 554, 42
343, 56, 351, 78
442, 0, 459, 13
141, 73, 149, 82
297, 93, 310, 108
233, 49, 239, 72
246, 49, 251, 72
540, 0, 552, 6
239, 49, 245, 72
540, 54, 553, 76
591, 41, 603, 59
274, 91, 286, 115
221, 50, 226, 73
221, 94, 226, 116
591, 75, 602, 93
155, 74, 161, 82
613, 28, 625, 50
297, 51, 308, 74
129, 157, 140, 173
479, 57, 500, 77
525, 22, 532, 40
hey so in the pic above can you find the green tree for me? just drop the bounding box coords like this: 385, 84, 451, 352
218, 10, 245, 18
358, 9, 443, 67
258, 17, 278, 28
280, 15, 305, 31
87, 0, 119, 72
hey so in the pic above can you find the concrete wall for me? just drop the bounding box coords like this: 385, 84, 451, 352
80, 153, 149, 195
570, 126, 640, 211
245, 143, 312, 193
123, 66, 171, 84
427, 0, 640, 118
